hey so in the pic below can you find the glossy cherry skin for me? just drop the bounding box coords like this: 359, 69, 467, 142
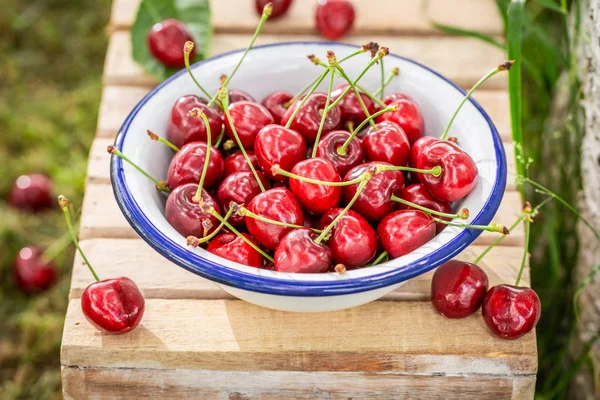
377, 94, 425, 145
416, 140, 477, 202
482, 285, 542, 340
81, 277, 145, 335
315, 0, 355, 39
410, 136, 438, 168
274, 228, 332, 273
165, 184, 221, 238
208, 233, 264, 268
317, 209, 378, 266
377, 210, 436, 258
255, 0, 293, 18
331, 84, 377, 124
217, 171, 270, 225
399, 184, 451, 233
289, 158, 341, 215
316, 130, 364, 177
13, 247, 57, 294
167, 95, 223, 148
342, 162, 405, 222
8, 174, 53, 212
228, 89, 256, 104
224, 101, 274, 149
261, 90, 293, 122
281, 93, 342, 143
431, 260, 489, 318
362, 122, 411, 166
223, 150, 259, 177
147, 19, 195, 68
254, 124, 307, 180
245, 187, 304, 250
167, 141, 224, 190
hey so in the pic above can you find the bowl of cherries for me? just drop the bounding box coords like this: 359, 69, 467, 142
110, 37, 509, 313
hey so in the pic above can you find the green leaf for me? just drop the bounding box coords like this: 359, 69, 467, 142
534, 0, 567, 14
131, 0, 211, 82
430, 21, 506, 50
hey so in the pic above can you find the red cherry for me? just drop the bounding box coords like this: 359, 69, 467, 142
274, 228, 332, 273
330, 84, 376, 124
431, 260, 489, 318
316, 130, 364, 177
362, 121, 410, 166
13, 247, 57, 294
217, 171, 270, 225
399, 184, 451, 233
376, 94, 425, 145
255, 0, 293, 19
409, 136, 438, 168
147, 19, 195, 68
315, 0, 355, 40
482, 284, 541, 339
317, 209, 377, 266
167, 95, 223, 148
245, 187, 304, 250
8, 174, 53, 212
377, 210, 436, 258
167, 142, 224, 190
416, 140, 477, 202
207, 233, 264, 268
81, 277, 145, 335
342, 162, 405, 221
224, 101, 274, 149
281, 93, 342, 143
254, 124, 307, 181
261, 90, 293, 122
223, 150, 259, 177
165, 184, 221, 238
228, 89, 256, 104
289, 158, 341, 215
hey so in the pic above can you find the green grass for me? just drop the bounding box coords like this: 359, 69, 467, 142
0, 0, 110, 398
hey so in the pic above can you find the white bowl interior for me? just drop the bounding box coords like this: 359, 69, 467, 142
117, 42, 500, 284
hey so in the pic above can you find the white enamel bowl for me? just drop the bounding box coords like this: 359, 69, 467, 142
111, 42, 506, 312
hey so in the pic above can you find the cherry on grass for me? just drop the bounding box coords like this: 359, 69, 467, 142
208, 232, 264, 268
147, 19, 195, 68
315, 0, 356, 40
8, 174, 54, 212
224, 101, 274, 149
377, 210, 436, 258
13, 247, 57, 294
167, 95, 222, 148
167, 141, 224, 190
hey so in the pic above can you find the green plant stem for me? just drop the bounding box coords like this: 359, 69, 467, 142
109, 146, 170, 193
214, 124, 225, 148
242, 208, 322, 233
339, 48, 365, 63
379, 59, 385, 100
312, 70, 335, 157
189, 208, 234, 245
336, 66, 377, 129
59, 196, 99, 281
209, 210, 274, 262
514, 218, 530, 286
284, 74, 324, 108
373, 69, 398, 98
41, 226, 78, 263
379, 164, 442, 177
432, 217, 507, 233
184, 48, 215, 104
284, 69, 330, 128
143, 0, 161, 24
193, 113, 212, 200
369, 251, 388, 266
390, 195, 467, 219
273, 167, 365, 186
147, 130, 179, 152
356, 84, 387, 108
336, 105, 397, 155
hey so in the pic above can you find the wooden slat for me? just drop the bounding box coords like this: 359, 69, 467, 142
69, 239, 528, 300
110, 0, 504, 36
104, 31, 507, 89
62, 365, 535, 400
61, 299, 537, 374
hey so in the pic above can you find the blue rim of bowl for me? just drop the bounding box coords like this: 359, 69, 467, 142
111, 41, 506, 297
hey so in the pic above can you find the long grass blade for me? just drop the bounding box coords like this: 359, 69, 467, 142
429, 21, 506, 50
535, 0, 567, 14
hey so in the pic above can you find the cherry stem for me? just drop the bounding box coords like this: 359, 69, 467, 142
284, 74, 324, 108
374, 67, 399, 98
390, 195, 468, 219
284, 68, 330, 129
108, 146, 170, 193
339, 48, 366, 63
378, 164, 442, 177
355, 84, 387, 108
335, 66, 378, 130
187, 207, 234, 247
183, 42, 219, 107
311, 69, 335, 157
272, 165, 365, 186
208, 208, 274, 262
239, 206, 323, 233
214, 124, 226, 148
41, 225, 78, 263
189, 110, 212, 200
515, 218, 531, 286
336, 105, 397, 156
439, 60, 514, 141
220, 88, 266, 192
432, 217, 509, 234
379, 59, 385, 100
207, 3, 272, 107
369, 251, 388, 267
315, 173, 371, 243
147, 130, 179, 152
58, 195, 99, 282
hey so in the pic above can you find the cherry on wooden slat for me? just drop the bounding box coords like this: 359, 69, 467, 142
61, 298, 537, 374
69, 239, 527, 300
62, 365, 535, 400
109, 0, 503, 36
104, 31, 507, 89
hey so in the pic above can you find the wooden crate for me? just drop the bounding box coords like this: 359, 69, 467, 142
61, 0, 536, 398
